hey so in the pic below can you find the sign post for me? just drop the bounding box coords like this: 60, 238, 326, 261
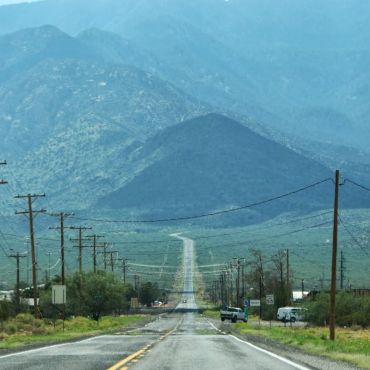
266, 294, 274, 328
52, 285, 66, 331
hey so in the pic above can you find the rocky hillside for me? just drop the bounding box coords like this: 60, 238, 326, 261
0, 26, 207, 210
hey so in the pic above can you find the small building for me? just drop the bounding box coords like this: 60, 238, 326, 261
0, 290, 13, 302
292, 290, 309, 301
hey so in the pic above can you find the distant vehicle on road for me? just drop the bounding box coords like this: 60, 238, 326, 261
220, 306, 246, 323
277, 307, 307, 322
182, 299, 187, 303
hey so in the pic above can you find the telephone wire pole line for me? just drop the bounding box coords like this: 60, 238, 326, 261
15, 193, 46, 318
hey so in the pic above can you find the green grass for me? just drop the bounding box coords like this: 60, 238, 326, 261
233, 322, 370, 369
201, 308, 220, 319
0, 314, 151, 350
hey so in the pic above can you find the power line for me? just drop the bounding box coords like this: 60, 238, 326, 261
344, 179, 370, 193
69, 178, 332, 223
338, 214, 369, 256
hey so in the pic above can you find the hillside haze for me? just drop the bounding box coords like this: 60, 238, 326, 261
0, 7, 369, 223
0, 1, 370, 151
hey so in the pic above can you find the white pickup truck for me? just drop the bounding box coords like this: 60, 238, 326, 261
220, 306, 246, 323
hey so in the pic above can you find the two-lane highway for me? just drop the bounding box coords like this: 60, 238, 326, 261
0, 237, 360, 370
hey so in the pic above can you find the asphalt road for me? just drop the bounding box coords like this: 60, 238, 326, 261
0, 237, 361, 370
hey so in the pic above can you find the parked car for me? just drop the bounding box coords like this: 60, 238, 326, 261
220, 306, 246, 323
277, 307, 307, 322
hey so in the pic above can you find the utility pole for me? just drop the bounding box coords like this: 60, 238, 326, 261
340, 250, 346, 291
69, 226, 92, 273
0, 160, 7, 185
286, 248, 290, 304
229, 262, 234, 306
118, 258, 128, 283
220, 271, 225, 304
9, 252, 26, 313
97, 243, 109, 271
330, 169, 340, 341
110, 251, 114, 272
15, 193, 46, 318
86, 234, 104, 273
301, 279, 305, 300
234, 257, 241, 307
241, 260, 245, 302
134, 274, 140, 296
107, 251, 118, 272
45, 251, 52, 282
49, 212, 73, 284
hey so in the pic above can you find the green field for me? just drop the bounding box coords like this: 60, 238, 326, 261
1, 208, 369, 293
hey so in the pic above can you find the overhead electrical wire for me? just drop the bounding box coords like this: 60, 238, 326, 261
338, 215, 369, 256
344, 178, 370, 193
69, 178, 332, 223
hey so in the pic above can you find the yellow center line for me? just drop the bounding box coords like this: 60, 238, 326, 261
107, 323, 180, 370
107, 349, 146, 370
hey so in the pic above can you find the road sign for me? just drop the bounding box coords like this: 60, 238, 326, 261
249, 299, 261, 307
130, 297, 139, 309
52, 285, 66, 304
266, 294, 274, 305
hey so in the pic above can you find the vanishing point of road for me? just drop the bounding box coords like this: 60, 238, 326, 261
0, 237, 360, 370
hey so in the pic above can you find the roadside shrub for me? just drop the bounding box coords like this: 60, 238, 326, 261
15, 313, 35, 325
305, 293, 330, 326
0, 302, 11, 322
305, 293, 370, 328
31, 326, 46, 335
4, 322, 17, 335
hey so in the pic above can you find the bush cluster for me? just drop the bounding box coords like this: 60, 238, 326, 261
0, 313, 48, 335
305, 292, 370, 328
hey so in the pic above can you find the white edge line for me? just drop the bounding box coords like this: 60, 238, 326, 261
208, 322, 310, 370
0, 335, 108, 359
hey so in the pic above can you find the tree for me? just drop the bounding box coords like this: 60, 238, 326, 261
66, 271, 127, 320
139, 282, 160, 307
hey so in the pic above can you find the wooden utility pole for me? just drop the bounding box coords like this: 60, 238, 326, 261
134, 274, 140, 294
286, 248, 290, 304
85, 234, 105, 273
49, 212, 73, 284
233, 257, 241, 307
0, 160, 7, 185
9, 252, 26, 313
97, 243, 109, 271
301, 279, 305, 300
69, 226, 92, 273
330, 169, 340, 341
340, 250, 345, 291
15, 193, 46, 318
104, 250, 118, 272
118, 258, 128, 283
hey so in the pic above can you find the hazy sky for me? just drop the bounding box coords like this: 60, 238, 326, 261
0, 0, 40, 5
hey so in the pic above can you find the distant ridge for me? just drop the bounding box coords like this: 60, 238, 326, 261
98, 114, 334, 224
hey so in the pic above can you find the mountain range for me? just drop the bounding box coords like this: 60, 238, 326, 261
1, 0, 370, 151
0, 6, 369, 224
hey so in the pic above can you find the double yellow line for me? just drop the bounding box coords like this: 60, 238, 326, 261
107, 348, 146, 370
107, 327, 177, 370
